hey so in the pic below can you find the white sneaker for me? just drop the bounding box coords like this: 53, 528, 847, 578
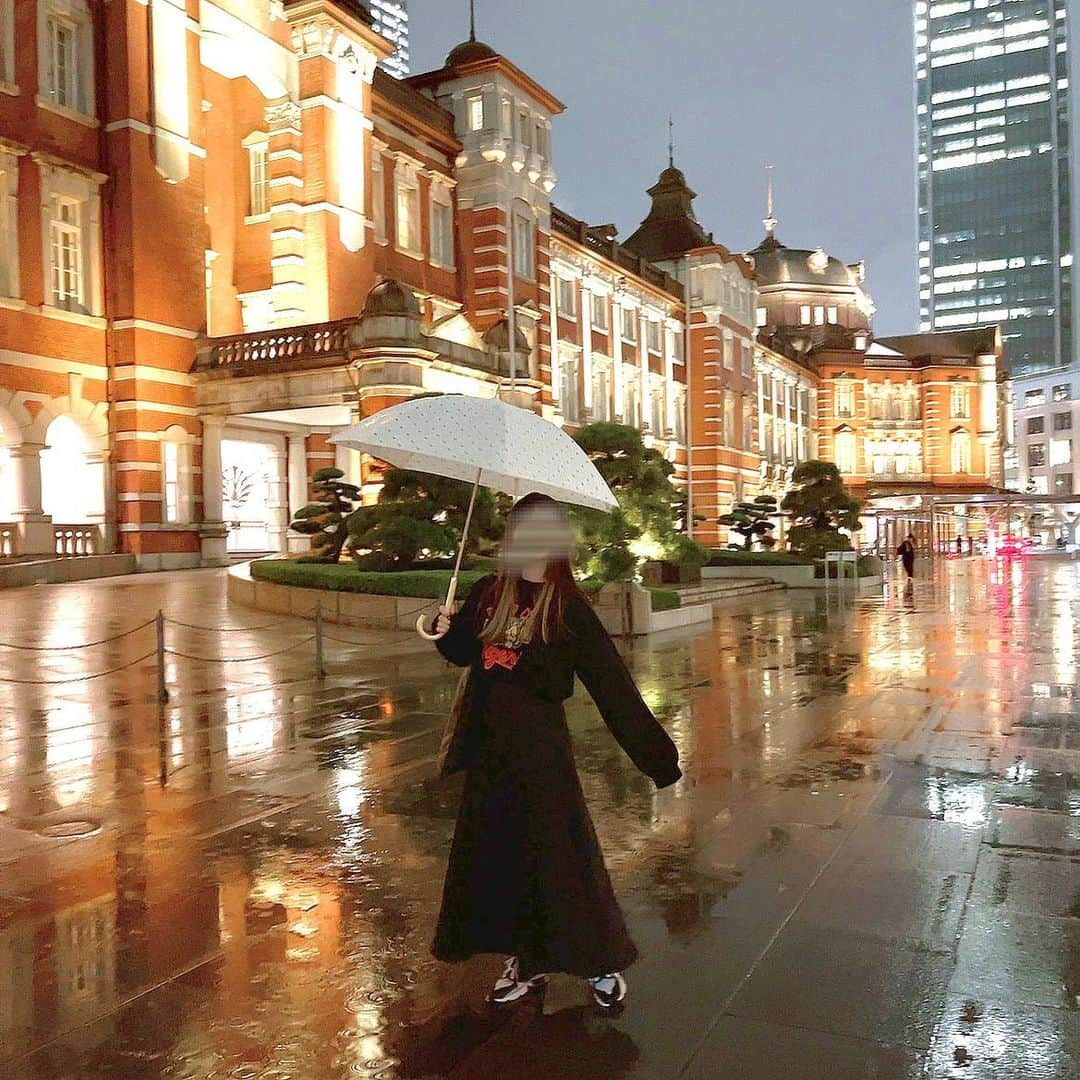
489, 956, 548, 1004
588, 972, 627, 1008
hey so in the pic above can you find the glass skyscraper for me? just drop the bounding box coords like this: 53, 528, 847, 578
369, 0, 410, 78
915, 0, 1072, 376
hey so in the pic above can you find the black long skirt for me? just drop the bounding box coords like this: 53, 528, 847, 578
432, 681, 638, 978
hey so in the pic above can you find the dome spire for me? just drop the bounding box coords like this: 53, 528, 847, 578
668, 115, 675, 169
469, 0, 476, 42
763, 163, 778, 240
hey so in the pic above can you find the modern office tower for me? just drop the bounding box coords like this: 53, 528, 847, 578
915, 0, 1073, 377
369, 0, 410, 77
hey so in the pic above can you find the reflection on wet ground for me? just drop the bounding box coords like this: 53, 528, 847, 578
0, 560, 1077, 1078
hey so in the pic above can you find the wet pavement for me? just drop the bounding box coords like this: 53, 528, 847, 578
0, 559, 1077, 1079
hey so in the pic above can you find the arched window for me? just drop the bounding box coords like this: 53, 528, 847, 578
41, 415, 93, 521
951, 429, 971, 474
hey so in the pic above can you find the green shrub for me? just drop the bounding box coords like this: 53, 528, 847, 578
647, 587, 681, 612
706, 549, 814, 567
250, 561, 490, 598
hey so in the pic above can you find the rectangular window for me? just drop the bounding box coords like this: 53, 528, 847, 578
519, 109, 531, 150
621, 307, 637, 342
371, 153, 386, 243
49, 197, 83, 311
500, 98, 512, 135
624, 377, 638, 426
813, 305, 825, 325
1052, 383, 1071, 403
756, 306, 768, 328
535, 122, 547, 160
512, 213, 533, 278
672, 330, 684, 364
723, 336, 734, 369
1053, 412, 1072, 432
650, 388, 664, 433
430, 187, 454, 267
673, 393, 686, 442
950, 384, 970, 419
1053, 472, 1074, 494
591, 295, 609, 333
1028, 443, 1046, 468
557, 276, 576, 318
799, 304, 811, 324
592, 368, 610, 422
1049, 439, 1073, 466
1025, 388, 1046, 406
0, 0, 12, 86
467, 94, 484, 132
827, 306, 839, 323
46, 16, 79, 111
647, 319, 661, 353
1027, 416, 1045, 435
395, 169, 421, 255
248, 143, 269, 217
560, 360, 578, 420
163, 441, 180, 523
835, 383, 855, 419
723, 392, 736, 446
741, 342, 752, 377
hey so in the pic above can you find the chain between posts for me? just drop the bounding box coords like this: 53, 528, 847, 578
0, 603, 432, 698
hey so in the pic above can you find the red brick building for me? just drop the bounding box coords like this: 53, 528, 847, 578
0, 2, 1005, 569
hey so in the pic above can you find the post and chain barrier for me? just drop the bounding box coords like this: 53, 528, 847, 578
0, 598, 429, 696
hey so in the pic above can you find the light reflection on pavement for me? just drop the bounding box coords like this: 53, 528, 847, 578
0, 560, 1076, 1079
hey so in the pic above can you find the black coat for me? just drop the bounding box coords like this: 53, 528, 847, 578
431, 573, 681, 977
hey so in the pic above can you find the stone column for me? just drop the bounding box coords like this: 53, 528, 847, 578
581, 284, 593, 417
264, 99, 306, 326
287, 432, 310, 554
8, 443, 53, 555
84, 449, 113, 553
663, 320, 677, 437
199, 417, 228, 567
548, 268, 560, 407
265, 444, 289, 554
613, 295, 625, 422
639, 310, 650, 432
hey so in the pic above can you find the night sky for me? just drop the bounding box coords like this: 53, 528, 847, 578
408, 1, 920, 334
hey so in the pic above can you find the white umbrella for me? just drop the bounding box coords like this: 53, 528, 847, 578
330, 395, 617, 638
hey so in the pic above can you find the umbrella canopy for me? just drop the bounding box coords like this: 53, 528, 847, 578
330, 395, 617, 512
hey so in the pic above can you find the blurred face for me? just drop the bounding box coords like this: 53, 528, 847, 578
502, 504, 573, 570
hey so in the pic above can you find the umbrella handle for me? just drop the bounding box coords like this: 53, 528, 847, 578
415, 574, 460, 641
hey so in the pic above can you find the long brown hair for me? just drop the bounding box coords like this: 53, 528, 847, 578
476, 493, 585, 645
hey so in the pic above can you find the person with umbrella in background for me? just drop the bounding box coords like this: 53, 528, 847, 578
897, 532, 917, 584
427, 492, 681, 1009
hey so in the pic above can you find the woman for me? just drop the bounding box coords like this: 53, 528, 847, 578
428, 492, 681, 1008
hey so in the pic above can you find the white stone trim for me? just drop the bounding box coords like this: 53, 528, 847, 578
37, 159, 104, 318
36, 0, 96, 121
112, 318, 200, 339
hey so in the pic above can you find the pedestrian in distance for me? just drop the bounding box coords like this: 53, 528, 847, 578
897, 533, 917, 583
428, 491, 682, 1009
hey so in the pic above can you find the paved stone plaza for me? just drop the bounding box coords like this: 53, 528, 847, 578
0, 560, 1077, 1079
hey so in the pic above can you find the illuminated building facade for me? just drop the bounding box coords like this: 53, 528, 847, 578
915, 0, 1073, 376
366, 0, 410, 78
0, 5, 695, 566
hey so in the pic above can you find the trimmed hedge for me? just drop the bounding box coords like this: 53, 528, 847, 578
647, 587, 681, 613
707, 549, 814, 567
250, 561, 491, 598
253, 561, 683, 613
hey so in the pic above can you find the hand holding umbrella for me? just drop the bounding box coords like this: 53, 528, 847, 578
330, 395, 617, 639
